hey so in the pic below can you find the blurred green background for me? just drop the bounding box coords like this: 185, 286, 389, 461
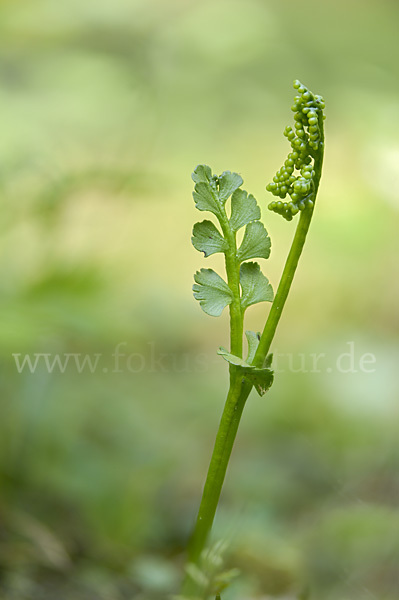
0, 0, 398, 598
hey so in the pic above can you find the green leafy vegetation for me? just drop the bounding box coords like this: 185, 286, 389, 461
191, 164, 274, 321
183, 80, 325, 598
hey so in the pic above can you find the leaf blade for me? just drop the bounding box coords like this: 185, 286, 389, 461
245, 330, 261, 364
218, 171, 243, 203
193, 269, 233, 317
217, 347, 250, 367
229, 189, 261, 232
192, 220, 228, 257
240, 262, 274, 310
192, 164, 212, 184
192, 181, 221, 216
244, 368, 274, 396
237, 221, 271, 262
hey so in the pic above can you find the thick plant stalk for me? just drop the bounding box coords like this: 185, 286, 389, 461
185, 370, 247, 569
184, 81, 325, 598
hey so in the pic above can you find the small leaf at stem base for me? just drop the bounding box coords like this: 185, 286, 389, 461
217, 347, 274, 396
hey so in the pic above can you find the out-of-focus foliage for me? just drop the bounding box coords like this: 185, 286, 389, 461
0, 0, 398, 598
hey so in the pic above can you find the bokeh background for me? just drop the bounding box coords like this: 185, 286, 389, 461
1, 0, 398, 598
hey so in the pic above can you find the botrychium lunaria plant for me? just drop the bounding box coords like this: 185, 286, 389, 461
180, 80, 325, 600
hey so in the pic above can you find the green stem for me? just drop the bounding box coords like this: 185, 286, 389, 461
252, 205, 313, 365
185, 371, 245, 568
219, 212, 243, 358
182, 374, 253, 598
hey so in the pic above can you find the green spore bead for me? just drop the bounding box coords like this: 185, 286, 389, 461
284, 126, 293, 138
293, 181, 302, 191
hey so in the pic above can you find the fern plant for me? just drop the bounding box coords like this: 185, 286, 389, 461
182, 80, 325, 598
